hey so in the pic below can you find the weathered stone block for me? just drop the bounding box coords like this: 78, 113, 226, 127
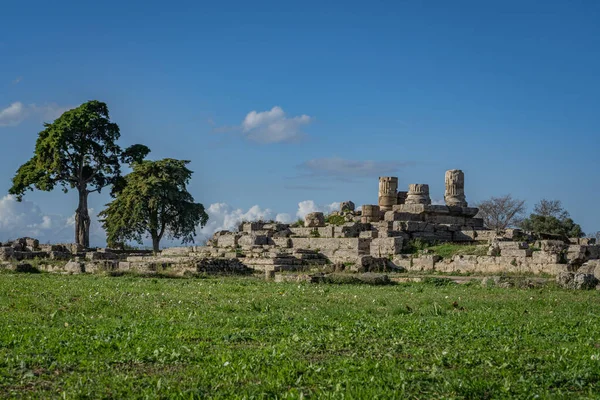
578, 260, 600, 279
304, 212, 325, 227
289, 227, 312, 237
393, 221, 434, 233
447, 255, 479, 273
453, 230, 477, 242
390, 255, 412, 270
497, 241, 529, 250
570, 237, 596, 245
532, 252, 561, 264
500, 229, 524, 240
161, 247, 193, 256
463, 218, 484, 228
472, 230, 499, 242
0, 246, 14, 261
272, 237, 292, 248
370, 237, 403, 257
86, 251, 118, 261
461, 207, 479, 217
588, 245, 600, 259
410, 231, 453, 241
385, 211, 425, 222
426, 205, 451, 214
359, 230, 378, 239
340, 201, 355, 212
217, 234, 240, 248
556, 272, 599, 290
392, 204, 427, 214
241, 222, 265, 233
409, 255, 441, 271
425, 215, 466, 225
49, 251, 70, 260
64, 261, 84, 274
238, 234, 268, 247
500, 249, 533, 257
361, 205, 381, 223
318, 226, 335, 238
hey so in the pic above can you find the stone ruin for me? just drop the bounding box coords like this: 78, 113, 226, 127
1, 169, 599, 287
173, 169, 600, 282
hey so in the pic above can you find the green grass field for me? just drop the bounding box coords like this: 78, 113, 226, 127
1, 272, 599, 399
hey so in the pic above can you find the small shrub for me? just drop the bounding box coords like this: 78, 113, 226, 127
322, 273, 361, 285
403, 238, 430, 254
422, 277, 456, 286
14, 263, 41, 273
290, 218, 304, 228
324, 214, 345, 226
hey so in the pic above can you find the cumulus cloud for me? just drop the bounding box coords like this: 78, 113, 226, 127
296, 200, 340, 219
298, 157, 412, 180
196, 200, 339, 241
0, 195, 104, 246
198, 203, 275, 239
242, 106, 312, 143
0, 102, 26, 126
0, 101, 72, 127
275, 213, 293, 223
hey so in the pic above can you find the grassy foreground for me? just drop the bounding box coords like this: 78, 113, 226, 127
0, 273, 599, 399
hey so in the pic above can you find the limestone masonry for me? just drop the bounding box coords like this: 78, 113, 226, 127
1, 169, 599, 287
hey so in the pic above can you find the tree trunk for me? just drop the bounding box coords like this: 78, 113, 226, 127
75, 188, 90, 248
151, 235, 160, 253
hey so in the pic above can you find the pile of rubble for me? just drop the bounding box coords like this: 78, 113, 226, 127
0, 237, 82, 261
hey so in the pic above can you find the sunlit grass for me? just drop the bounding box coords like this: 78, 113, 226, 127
0, 272, 599, 398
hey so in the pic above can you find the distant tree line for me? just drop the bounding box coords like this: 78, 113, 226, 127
475, 196, 586, 239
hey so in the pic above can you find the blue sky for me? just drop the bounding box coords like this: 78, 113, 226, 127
1, 0, 599, 245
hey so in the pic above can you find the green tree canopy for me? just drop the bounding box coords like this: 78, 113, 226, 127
99, 158, 208, 252
521, 199, 584, 238
9, 100, 150, 247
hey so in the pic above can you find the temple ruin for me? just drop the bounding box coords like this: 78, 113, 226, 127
1, 169, 599, 286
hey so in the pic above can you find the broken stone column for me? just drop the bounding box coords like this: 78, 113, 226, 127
405, 184, 431, 205
378, 177, 398, 212
361, 205, 381, 223
444, 169, 468, 207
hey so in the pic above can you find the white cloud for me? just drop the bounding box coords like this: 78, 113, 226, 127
198, 203, 275, 239
296, 200, 340, 219
0, 102, 26, 126
298, 157, 413, 180
275, 213, 293, 223
0, 101, 72, 127
242, 106, 312, 143
0, 195, 104, 246
197, 200, 340, 241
